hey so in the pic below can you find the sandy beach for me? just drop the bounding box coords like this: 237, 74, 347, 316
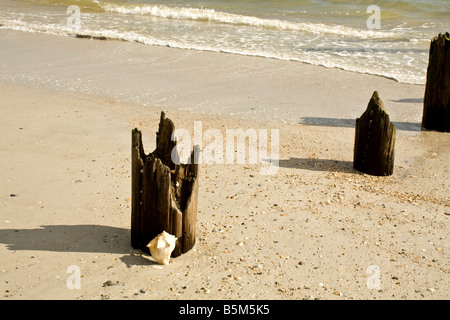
0, 29, 449, 300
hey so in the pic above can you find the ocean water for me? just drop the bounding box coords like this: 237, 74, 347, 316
0, 0, 449, 84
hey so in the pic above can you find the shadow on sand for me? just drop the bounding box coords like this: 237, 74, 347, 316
391, 98, 424, 104
0, 224, 156, 267
300, 117, 422, 132
278, 158, 359, 174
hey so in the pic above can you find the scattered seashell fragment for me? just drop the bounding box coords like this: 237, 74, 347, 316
147, 231, 177, 265
152, 265, 164, 270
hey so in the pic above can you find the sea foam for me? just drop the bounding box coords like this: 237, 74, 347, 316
100, 3, 398, 39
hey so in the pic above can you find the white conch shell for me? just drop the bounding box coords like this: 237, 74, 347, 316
147, 231, 177, 265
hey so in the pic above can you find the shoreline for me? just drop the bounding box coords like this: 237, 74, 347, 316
63, 30, 422, 86
0, 29, 449, 300
0, 29, 425, 126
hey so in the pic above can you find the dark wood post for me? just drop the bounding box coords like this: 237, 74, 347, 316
354, 91, 396, 176
422, 32, 450, 132
131, 112, 199, 257
131, 129, 144, 249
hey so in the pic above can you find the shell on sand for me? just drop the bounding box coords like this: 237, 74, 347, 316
147, 231, 177, 265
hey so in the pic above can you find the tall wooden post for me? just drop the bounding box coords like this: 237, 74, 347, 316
422, 32, 450, 132
131, 129, 144, 249
354, 91, 396, 176
131, 112, 199, 257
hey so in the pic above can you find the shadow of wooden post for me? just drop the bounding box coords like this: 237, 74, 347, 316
131, 112, 199, 258
354, 91, 396, 176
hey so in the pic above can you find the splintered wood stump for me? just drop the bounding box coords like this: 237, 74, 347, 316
422, 33, 450, 132
131, 112, 199, 257
354, 91, 396, 176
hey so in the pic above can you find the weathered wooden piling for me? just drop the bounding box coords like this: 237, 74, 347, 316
131, 112, 199, 257
354, 91, 396, 176
422, 32, 450, 132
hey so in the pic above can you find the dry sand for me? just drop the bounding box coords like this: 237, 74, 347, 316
0, 30, 449, 300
